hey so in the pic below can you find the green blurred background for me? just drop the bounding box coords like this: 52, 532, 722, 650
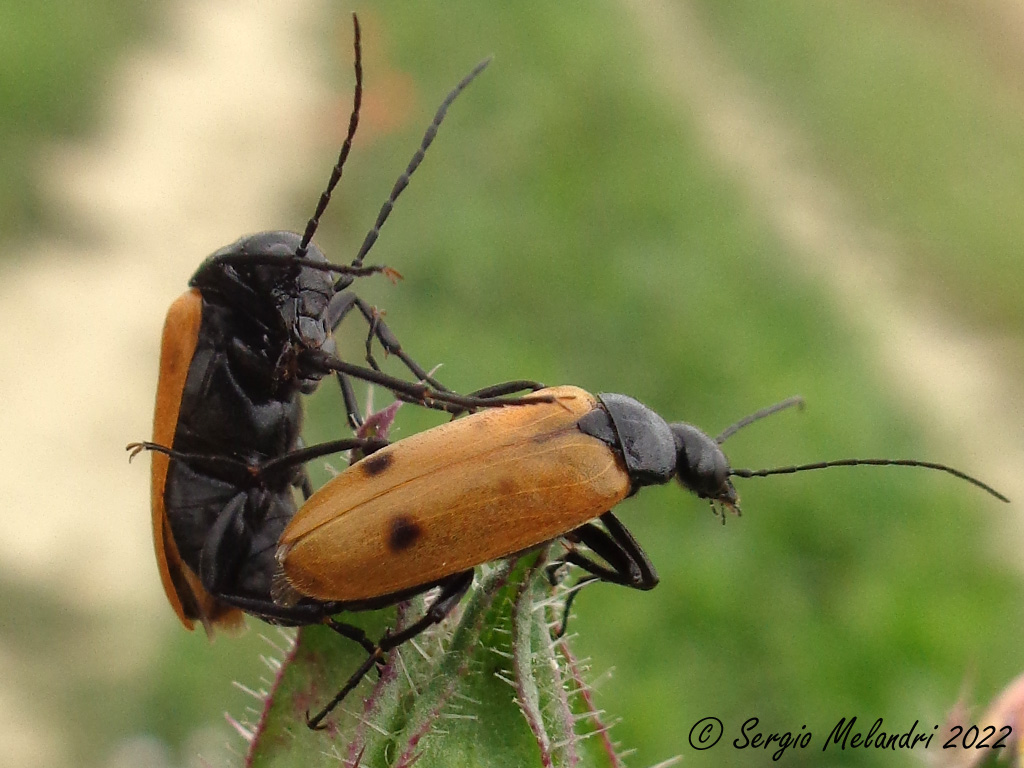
3, 1, 1023, 766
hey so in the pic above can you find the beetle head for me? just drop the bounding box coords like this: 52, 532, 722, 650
193, 232, 336, 393
669, 422, 739, 510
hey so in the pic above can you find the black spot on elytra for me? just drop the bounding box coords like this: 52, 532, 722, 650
388, 515, 422, 552
362, 451, 394, 476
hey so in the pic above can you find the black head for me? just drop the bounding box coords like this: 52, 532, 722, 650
191, 232, 336, 394
668, 422, 739, 509
665, 396, 808, 511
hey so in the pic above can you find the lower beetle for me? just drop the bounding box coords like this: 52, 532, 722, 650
271, 385, 1008, 727
135, 434, 388, 640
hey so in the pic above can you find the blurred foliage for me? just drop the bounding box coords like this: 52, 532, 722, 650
0, 0, 154, 241
690, 0, 1024, 340
8, 1, 1024, 767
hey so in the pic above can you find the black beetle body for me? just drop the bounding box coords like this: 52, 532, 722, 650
190, 232, 338, 397
134, 18, 548, 635
156, 232, 342, 628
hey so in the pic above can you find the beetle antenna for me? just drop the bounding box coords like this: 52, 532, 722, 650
295, 13, 363, 260
730, 459, 1009, 502
715, 396, 804, 444
347, 56, 492, 278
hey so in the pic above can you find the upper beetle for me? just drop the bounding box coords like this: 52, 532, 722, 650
272, 385, 1007, 726
138, 15, 547, 637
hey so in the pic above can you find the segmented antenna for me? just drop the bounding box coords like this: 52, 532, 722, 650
715, 395, 804, 444
731, 459, 1009, 502
205, 252, 387, 278
350, 56, 493, 269
295, 13, 363, 259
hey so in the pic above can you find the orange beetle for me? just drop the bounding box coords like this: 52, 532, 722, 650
273, 384, 1006, 727
277, 387, 636, 604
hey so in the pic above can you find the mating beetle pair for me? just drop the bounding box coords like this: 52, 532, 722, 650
134, 14, 1009, 731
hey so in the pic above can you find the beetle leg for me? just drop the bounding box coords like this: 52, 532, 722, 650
328, 289, 450, 390
552, 513, 659, 639
382, 569, 474, 648
561, 512, 658, 590
325, 287, 358, 329
326, 289, 450, 427
446, 380, 550, 419
324, 618, 378, 658
326, 292, 547, 421
206, 592, 379, 669
255, 437, 389, 480
306, 648, 383, 730
326, 291, 547, 421
325, 292, 367, 429
304, 350, 554, 415
466, 380, 547, 398
297, 472, 314, 501
362, 308, 384, 372
560, 525, 640, 587
213, 591, 335, 624
335, 370, 365, 429
552, 575, 601, 640
319, 334, 366, 430
126, 441, 247, 474
288, 437, 315, 500
208, 252, 391, 279
358, 297, 450, 390
305, 570, 474, 729
598, 512, 659, 590
130, 438, 387, 486
410, 384, 554, 412
198, 494, 250, 594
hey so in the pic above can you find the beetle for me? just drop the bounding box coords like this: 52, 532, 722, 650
135, 15, 547, 638
182, 16, 530, 429
271, 385, 1008, 727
